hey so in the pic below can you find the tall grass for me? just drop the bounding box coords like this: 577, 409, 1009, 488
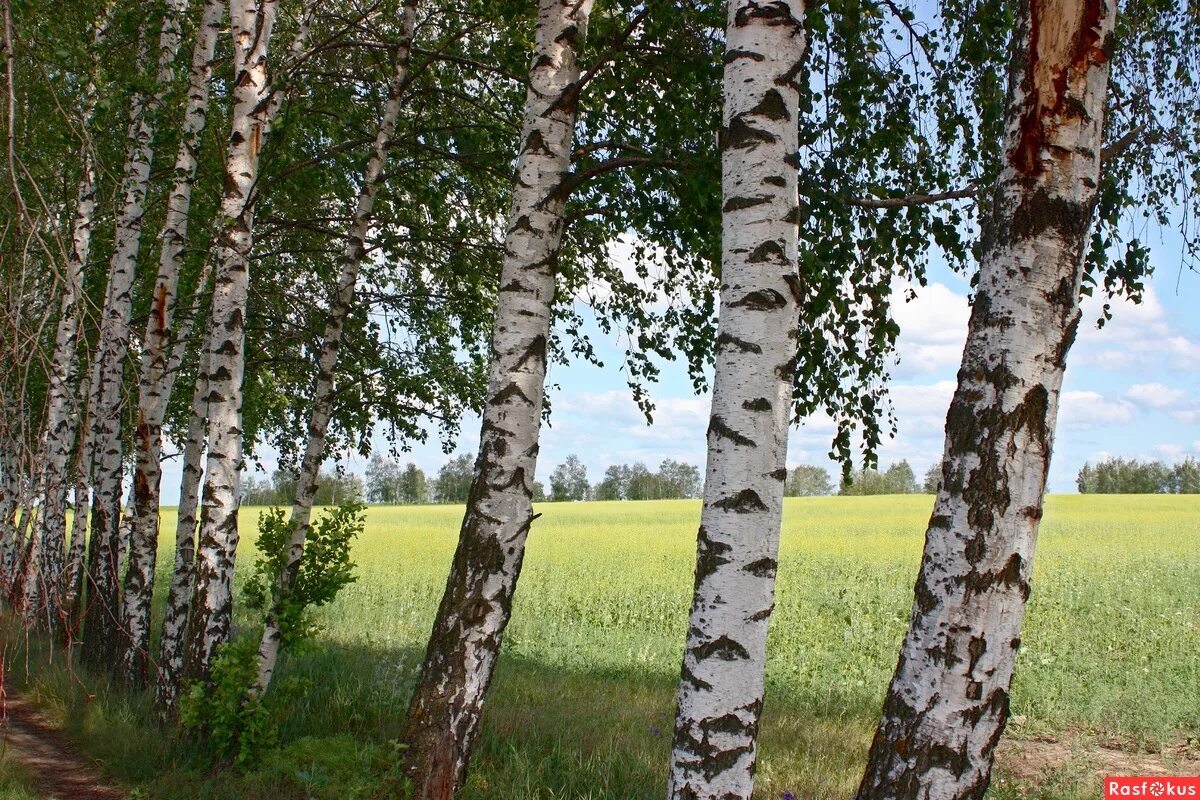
7, 495, 1198, 799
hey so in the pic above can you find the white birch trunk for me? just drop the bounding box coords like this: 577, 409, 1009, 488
667, 2, 806, 797
399, 0, 592, 795
62, 372, 94, 638
155, 321, 212, 713
252, 0, 419, 696
119, 0, 225, 687
184, 0, 288, 683
855, 1, 1115, 797
22, 2, 115, 629
82, 0, 188, 669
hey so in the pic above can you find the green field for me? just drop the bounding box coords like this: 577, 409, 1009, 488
11, 495, 1200, 799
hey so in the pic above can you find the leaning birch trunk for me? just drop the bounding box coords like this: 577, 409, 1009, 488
399, 0, 592, 795
251, 0, 419, 697
21, 2, 115, 629
667, 2, 805, 797
119, 0, 225, 687
81, 0, 188, 670
154, 322, 211, 713
855, 1, 1115, 797
183, 0, 286, 683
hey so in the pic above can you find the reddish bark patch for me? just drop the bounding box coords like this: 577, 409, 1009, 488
1009, 0, 1107, 175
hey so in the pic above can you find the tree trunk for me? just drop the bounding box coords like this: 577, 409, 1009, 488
82, 0, 188, 670
855, 1, 1115, 797
183, 0, 289, 684
252, 0, 419, 697
21, 2, 115, 630
155, 320, 212, 714
399, 0, 593, 795
119, 0, 224, 688
666, 2, 806, 797
62, 409, 93, 642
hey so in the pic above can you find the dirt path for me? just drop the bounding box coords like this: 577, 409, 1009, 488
0, 692, 124, 800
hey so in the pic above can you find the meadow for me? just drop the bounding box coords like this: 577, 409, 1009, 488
7, 495, 1200, 799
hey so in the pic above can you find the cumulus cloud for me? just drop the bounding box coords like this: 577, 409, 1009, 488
1074, 288, 1200, 371
891, 282, 970, 377
1058, 390, 1137, 429
1125, 383, 1188, 409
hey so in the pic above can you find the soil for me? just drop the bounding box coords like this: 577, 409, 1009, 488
0, 691, 124, 800
998, 725, 1200, 783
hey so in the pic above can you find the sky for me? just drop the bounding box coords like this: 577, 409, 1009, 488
157, 222, 1199, 504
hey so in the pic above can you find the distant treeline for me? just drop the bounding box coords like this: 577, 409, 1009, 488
1077, 457, 1200, 494
244, 455, 949, 506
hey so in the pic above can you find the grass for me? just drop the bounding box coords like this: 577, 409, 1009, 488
6, 494, 1199, 799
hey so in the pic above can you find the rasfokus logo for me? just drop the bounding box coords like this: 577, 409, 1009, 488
1106, 777, 1200, 798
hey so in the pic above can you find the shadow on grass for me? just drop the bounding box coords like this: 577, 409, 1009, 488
3, 627, 880, 800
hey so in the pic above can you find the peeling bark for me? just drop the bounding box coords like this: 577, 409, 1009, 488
82, 0, 189, 670
668, 2, 806, 798
119, 0, 224, 688
399, 0, 593, 795
252, 0, 419, 697
855, 1, 1115, 798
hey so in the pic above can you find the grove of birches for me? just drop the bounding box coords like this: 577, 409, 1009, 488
0, 0, 1196, 797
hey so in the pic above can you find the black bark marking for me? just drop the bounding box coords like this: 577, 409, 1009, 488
747, 240, 786, 264
522, 129, 553, 156
711, 489, 768, 513
513, 334, 547, 371
491, 382, 533, 407
967, 635, 987, 675
723, 48, 765, 63
748, 89, 790, 121
694, 527, 732, 582
715, 332, 762, 354
722, 116, 775, 150
728, 288, 786, 311
694, 634, 750, 661
708, 415, 756, 447
743, 557, 777, 578
742, 398, 772, 412
723, 195, 771, 212
768, 468, 787, 481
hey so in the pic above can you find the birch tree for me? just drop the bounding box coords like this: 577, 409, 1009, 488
82, 0, 189, 669
854, 0, 1118, 796
20, 1, 115, 631
666, 1, 805, 797
251, 0, 419, 696
399, 0, 595, 794
184, 0, 291, 683
119, 0, 225, 687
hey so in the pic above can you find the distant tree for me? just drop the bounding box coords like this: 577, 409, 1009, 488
397, 463, 428, 504
365, 454, 402, 504
1078, 457, 1197, 494
922, 463, 942, 494
1175, 458, 1200, 494
242, 474, 275, 506
549, 455, 589, 502
625, 462, 657, 501
433, 454, 475, 504
841, 461, 918, 496
593, 464, 628, 501
785, 465, 832, 497
313, 471, 364, 506
530, 482, 546, 502
657, 459, 702, 499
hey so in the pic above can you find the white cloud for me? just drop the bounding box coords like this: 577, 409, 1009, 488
1153, 443, 1187, 461
1058, 391, 1137, 429
1074, 288, 1200, 371
1125, 383, 1188, 409
891, 282, 970, 377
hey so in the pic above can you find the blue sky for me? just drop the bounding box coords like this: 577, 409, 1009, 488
157, 224, 1198, 503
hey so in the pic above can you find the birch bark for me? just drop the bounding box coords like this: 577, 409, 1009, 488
399, 0, 593, 795
855, 1, 1115, 797
119, 0, 225, 687
21, 2, 115, 629
183, 0, 286, 683
252, 0, 419, 696
155, 321, 211, 713
667, 2, 805, 797
82, 0, 188, 669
